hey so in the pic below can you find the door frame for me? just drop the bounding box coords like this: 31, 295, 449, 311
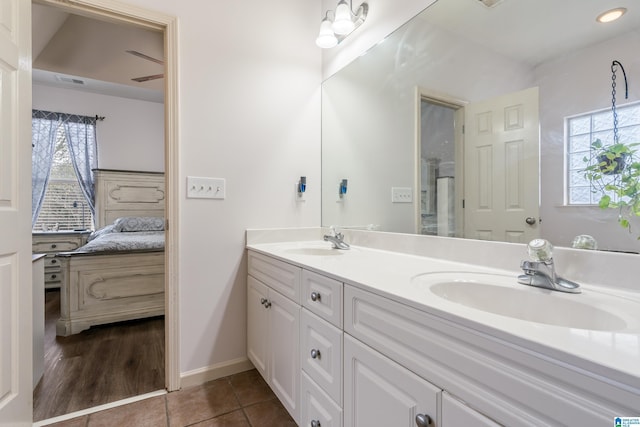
33, 0, 180, 392
414, 87, 466, 236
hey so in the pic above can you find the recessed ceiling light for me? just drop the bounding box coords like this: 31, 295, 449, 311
596, 7, 627, 23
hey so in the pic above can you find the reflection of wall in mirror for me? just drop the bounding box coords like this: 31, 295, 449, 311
537, 31, 640, 253
322, 19, 532, 234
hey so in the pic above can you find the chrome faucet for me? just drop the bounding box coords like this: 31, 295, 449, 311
517, 239, 581, 294
323, 226, 350, 250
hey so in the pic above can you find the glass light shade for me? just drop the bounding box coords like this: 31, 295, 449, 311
332, 1, 355, 35
316, 18, 338, 48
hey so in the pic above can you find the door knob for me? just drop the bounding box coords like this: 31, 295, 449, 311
525, 216, 537, 225
415, 413, 432, 427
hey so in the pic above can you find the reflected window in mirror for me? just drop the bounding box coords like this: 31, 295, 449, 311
566, 102, 640, 205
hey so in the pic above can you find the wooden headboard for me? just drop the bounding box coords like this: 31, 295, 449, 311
93, 169, 165, 228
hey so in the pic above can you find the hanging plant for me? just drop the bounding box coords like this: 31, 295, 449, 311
581, 60, 640, 236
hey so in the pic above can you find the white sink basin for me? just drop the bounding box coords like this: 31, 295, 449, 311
413, 272, 638, 332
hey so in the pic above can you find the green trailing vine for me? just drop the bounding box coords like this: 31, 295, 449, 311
582, 138, 640, 234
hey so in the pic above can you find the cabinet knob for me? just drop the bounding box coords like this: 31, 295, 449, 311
415, 413, 432, 427
311, 420, 321, 427
260, 298, 267, 305
310, 291, 321, 302
264, 301, 271, 308
51, 259, 57, 264
51, 244, 57, 249
51, 275, 57, 279
310, 348, 320, 359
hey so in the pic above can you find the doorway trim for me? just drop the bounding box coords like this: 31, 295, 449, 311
414, 86, 467, 236
34, 0, 180, 392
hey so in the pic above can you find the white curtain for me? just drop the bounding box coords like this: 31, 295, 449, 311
31, 110, 98, 226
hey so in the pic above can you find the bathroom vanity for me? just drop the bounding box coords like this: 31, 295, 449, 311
246, 229, 640, 426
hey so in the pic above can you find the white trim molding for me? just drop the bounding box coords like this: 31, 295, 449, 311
180, 358, 255, 390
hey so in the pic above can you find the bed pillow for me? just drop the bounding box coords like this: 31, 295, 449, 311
113, 216, 165, 232
86, 224, 116, 242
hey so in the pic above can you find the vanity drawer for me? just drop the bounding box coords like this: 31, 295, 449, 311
301, 308, 342, 404
300, 371, 342, 427
248, 251, 301, 304
45, 271, 61, 283
302, 269, 343, 327
45, 256, 62, 269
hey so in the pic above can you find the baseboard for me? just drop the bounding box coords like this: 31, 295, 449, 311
179, 357, 255, 389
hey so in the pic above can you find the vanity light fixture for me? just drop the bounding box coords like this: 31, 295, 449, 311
316, 0, 368, 49
596, 7, 627, 23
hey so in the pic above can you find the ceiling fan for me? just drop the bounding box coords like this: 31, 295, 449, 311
126, 50, 164, 82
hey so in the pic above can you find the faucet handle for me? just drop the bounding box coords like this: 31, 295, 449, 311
527, 239, 553, 262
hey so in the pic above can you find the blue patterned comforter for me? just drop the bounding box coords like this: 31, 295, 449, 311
75, 230, 164, 253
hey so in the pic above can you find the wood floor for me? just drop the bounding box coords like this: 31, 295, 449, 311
33, 289, 165, 421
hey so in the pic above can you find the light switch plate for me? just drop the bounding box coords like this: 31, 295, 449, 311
187, 176, 225, 199
391, 187, 412, 203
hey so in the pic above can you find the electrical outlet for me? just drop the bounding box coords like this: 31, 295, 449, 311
391, 187, 412, 203
187, 176, 225, 199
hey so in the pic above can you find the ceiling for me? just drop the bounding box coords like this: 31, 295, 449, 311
32, 3, 164, 103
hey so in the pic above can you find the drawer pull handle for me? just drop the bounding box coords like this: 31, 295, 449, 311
310, 348, 320, 359
51, 244, 57, 249
51, 259, 57, 264
51, 275, 57, 279
415, 413, 432, 427
311, 420, 321, 427
310, 291, 321, 302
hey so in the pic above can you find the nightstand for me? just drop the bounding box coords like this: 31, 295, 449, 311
32, 231, 91, 289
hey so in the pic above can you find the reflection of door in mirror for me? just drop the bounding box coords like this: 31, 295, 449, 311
418, 95, 464, 237
464, 87, 540, 243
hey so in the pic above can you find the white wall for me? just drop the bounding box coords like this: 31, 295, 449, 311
104, 0, 322, 375
32, 84, 164, 172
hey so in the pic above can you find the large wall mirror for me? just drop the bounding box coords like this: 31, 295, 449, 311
321, 0, 640, 253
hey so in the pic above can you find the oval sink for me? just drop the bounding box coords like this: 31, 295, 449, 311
413, 272, 632, 331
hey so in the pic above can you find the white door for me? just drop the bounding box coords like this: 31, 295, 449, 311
247, 276, 269, 379
0, 0, 33, 425
464, 87, 539, 243
268, 289, 300, 423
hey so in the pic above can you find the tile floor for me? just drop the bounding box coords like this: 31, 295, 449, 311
46, 369, 296, 427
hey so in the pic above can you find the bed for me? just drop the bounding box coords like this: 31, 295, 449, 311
55, 170, 166, 336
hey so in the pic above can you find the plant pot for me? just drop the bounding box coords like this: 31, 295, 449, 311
597, 152, 628, 175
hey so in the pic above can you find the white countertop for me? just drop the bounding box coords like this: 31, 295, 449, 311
247, 239, 640, 391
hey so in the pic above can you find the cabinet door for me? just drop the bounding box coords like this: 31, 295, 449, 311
269, 289, 301, 423
247, 276, 270, 379
344, 335, 440, 427
442, 392, 501, 427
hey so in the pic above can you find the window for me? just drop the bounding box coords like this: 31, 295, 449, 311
32, 110, 98, 232
33, 127, 93, 231
566, 102, 640, 205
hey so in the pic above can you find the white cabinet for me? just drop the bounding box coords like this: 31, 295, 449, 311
442, 393, 501, 427
247, 255, 301, 423
344, 334, 440, 427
